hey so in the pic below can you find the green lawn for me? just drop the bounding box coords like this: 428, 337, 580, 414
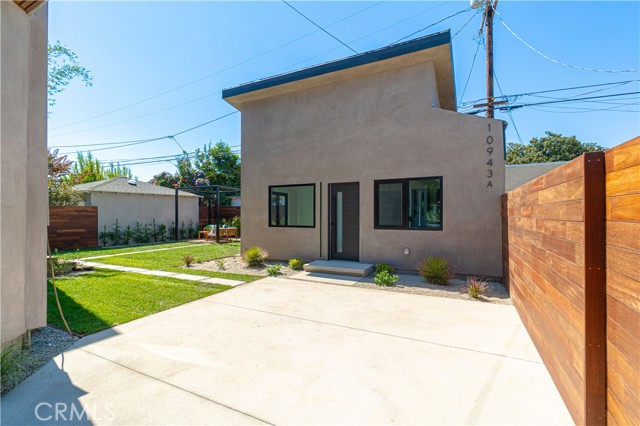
90, 243, 260, 282
56, 241, 197, 260
48, 269, 230, 335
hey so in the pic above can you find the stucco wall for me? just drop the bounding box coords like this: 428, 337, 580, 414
87, 192, 199, 235
238, 60, 505, 277
1, 1, 48, 343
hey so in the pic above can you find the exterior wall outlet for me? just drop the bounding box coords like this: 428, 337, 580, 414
403, 247, 410, 256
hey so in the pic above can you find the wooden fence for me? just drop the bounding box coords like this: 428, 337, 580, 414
502, 152, 606, 425
604, 137, 639, 426
198, 206, 240, 228
48, 206, 98, 250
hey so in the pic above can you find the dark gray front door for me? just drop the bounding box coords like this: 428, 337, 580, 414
330, 182, 359, 261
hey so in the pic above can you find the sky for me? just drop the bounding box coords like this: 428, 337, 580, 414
47, 1, 640, 181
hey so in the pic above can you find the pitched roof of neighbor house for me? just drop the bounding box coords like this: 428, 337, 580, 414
74, 177, 200, 198
223, 30, 456, 111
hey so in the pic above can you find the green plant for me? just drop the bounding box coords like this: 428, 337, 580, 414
158, 224, 167, 242
123, 225, 134, 245
266, 264, 282, 276
141, 223, 151, 243
179, 221, 187, 240
419, 256, 453, 285
133, 222, 143, 243
47, 255, 74, 277
99, 224, 110, 247
466, 276, 488, 299
183, 255, 196, 267
1, 342, 27, 395
229, 216, 241, 236
288, 258, 304, 270
152, 219, 157, 243
242, 246, 268, 267
375, 263, 395, 275
215, 258, 226, 270
112, 219, 122, 246
167, 222, 175, 240
374, 270, 398, 286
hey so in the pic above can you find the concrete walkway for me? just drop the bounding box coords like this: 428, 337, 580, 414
80, 261, 245, 286
80, 245, 195, 260
1, 278, 572, 425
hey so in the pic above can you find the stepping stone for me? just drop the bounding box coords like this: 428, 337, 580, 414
303, 260, 374, 277
201, 277, 245, 287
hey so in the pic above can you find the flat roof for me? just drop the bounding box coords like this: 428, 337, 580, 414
222, 30, 452, 103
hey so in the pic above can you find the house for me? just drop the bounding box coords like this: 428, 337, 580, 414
1, 0, 48, 344
223, 31, 506, 277
505, 161, 567, 192
75, 177, 200, 235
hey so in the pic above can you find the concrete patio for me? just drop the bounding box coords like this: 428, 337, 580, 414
1, 277, 572, 425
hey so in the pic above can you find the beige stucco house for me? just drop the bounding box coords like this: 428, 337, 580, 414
223, 31, 506, 277
1, 0, 48, 344
75, 177, 200, 234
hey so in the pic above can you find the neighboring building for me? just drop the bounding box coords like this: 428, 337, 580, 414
1, 0, 48, 344
505, 162, 567, 192
75, 177, 200, 234
223, 31, 506, 277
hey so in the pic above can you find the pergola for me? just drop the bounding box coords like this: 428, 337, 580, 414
174, 185, 240, 243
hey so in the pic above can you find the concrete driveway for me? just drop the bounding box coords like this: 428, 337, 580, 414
1, 278, 572, 425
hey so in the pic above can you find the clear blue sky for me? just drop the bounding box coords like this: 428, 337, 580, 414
47, 1, 640, 180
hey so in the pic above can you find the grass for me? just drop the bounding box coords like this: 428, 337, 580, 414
91, 243, 260, 282
48, 269, 231, 335
57, 241, 197, 260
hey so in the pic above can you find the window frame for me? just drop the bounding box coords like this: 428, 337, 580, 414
374, 176, 443, 231
268, 183, 316, 228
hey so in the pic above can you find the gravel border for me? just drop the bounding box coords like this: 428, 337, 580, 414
190, 255, 300, 278
1, 326, 78, 396
356, 274, 511, 304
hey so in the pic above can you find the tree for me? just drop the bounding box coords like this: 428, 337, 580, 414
48, 41, 93, 108
506, 131, 605, 165
152, 141, 241, 189
69, 151, 132, 184
48, 149, 84, 206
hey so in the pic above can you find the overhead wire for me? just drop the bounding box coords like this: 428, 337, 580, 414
281, 0, 358, 54
391, 5, 472, 44
491, 2, 639, 74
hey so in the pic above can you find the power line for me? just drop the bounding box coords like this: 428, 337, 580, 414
492, 4, 639, 74
50, 2, 385, 132
458, 39, 482, 103
282, 0, 358, 54
492, 91, 640, 113
391, 6, 472, 44
452, 8, 482, 40
493, 69, 524, 144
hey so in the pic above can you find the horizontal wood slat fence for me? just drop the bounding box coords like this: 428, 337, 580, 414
198, 206, 240, 228
604, 137, 639, 426
48, 206, 98, 251
503, 137, 640, 426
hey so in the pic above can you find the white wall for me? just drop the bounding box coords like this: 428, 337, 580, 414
88, 192, 199, 236
1, 1, 48, 344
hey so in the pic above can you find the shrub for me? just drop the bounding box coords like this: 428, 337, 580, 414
167, 222, 176, 240
374, 270, 398, 286
141, 223, 151, 243
183, 255, 196, 267
242, 246, 268, 267
288, 258, 304, 270
123, 225, 133, 245
419, 256, 453, 285
47, 255, 74, 277
229, 215, 241, 236
266, 264, 282, 276
112, 219, 122, 246
158, 224, 167, 242
466, 276, 488, 299
133, 222, 143, 243
375, 263, 395, 275
215, 259, 226, 270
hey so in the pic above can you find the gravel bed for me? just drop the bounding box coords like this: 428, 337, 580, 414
356, 274, 511, 304
2, 325, 78, 395
190, 255, 299, 277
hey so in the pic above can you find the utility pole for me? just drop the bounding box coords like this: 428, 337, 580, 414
485, 0, 496, 119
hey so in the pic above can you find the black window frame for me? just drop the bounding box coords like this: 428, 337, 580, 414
374, 176, 443, 231
268, 183, 316, 228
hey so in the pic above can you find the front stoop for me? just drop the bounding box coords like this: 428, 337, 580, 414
303, 260, 374, 277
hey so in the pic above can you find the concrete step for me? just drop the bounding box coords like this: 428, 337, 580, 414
303, 260, 374, 277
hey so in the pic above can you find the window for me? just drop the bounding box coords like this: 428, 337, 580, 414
269, 184, 315, 227
374, 177, 442, 230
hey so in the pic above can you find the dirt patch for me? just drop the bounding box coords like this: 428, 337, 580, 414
190, 255, 300, 278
